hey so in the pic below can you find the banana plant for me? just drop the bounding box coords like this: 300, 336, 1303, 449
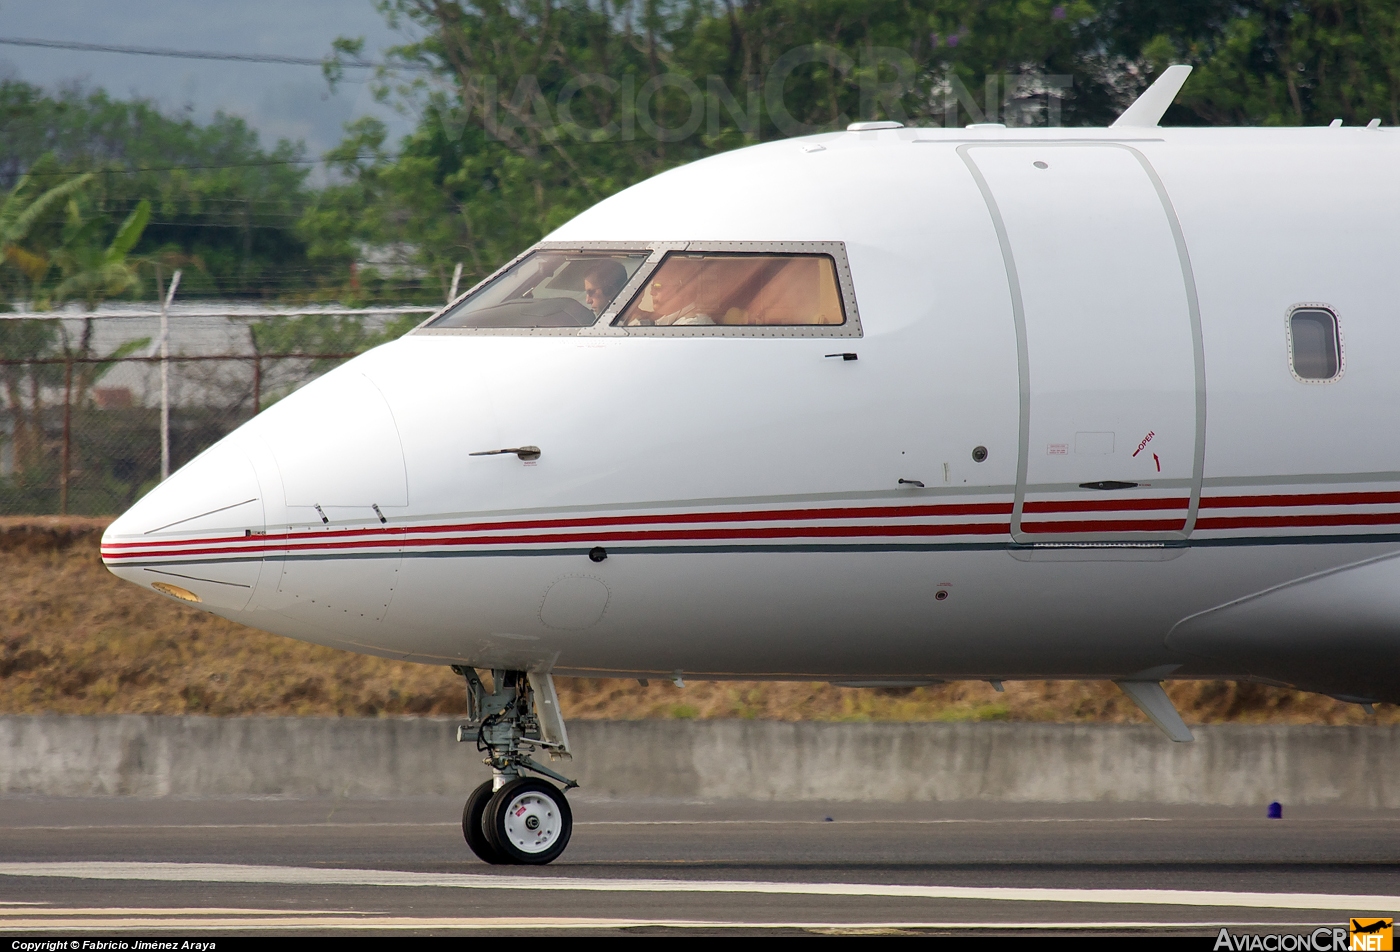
0, 170, 94, 261
0, 169, 94, 309
0, 169, 94, 479
41, 199, 155, 417
50, 199, 151, 311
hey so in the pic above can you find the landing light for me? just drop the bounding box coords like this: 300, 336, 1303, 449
151, 582, 201, 603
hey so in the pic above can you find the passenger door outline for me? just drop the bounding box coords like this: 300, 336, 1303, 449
959, 142, 1206, 544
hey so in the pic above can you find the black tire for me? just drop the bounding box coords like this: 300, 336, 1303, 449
484, 777, 573, 865
462, 779, 507, 864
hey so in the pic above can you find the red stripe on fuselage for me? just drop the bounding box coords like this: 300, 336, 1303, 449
1020, 518, 1188, 534
1195, 511, 1400, 531
101, 497, 1192, 555
100, 488, 1400, 561
102, 520, 1017, 560
98, 500, 1017, 552
1200, 490, 1400, 509
1022, 497, 1187, 513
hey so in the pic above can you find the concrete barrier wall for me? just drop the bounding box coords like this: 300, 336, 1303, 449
2, 716, 1398, 806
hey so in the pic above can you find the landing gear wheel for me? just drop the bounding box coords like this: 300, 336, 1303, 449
462, 779, 507, 864
484, 777, 573, 865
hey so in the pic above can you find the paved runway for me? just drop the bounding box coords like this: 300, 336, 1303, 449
2, 797, 1399, 935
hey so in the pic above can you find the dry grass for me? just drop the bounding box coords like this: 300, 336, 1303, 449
0, 517, 465, 717
1, 518, 1390, 725
554, 677, 1393, 725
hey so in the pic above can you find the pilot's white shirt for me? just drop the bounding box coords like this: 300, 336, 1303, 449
654, 303, 715, 326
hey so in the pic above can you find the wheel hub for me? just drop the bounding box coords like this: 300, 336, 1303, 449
502, 792, 561, 853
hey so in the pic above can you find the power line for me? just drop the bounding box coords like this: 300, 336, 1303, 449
0, 306, 437, 321
0, 36, 420, 70
11, 155, 386, 175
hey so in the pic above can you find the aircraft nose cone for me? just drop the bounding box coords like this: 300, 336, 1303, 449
101, 435, 267, 611
240, 367, 410, 628
253, 368, 408, 515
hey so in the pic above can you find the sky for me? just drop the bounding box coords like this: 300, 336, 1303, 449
0, 0, 419, 179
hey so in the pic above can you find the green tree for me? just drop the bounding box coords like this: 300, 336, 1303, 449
0, 164, 96, 489
0, 165, 93, 304
1141, 1, 1400, 126
314, 1, 1135, 293
0, 80, 317, 300
0, 171, 89, 247
0, 317, 61, 486
46, 198, 152, 463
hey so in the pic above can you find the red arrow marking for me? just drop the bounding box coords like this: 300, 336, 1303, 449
1153, 453, 1161, 473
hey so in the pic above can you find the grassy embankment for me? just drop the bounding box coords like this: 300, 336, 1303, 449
1, 518, 1389, 725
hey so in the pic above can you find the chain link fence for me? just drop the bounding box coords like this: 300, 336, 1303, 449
0, 303, 435, 516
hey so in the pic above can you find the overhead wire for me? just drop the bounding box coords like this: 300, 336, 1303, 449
0, 36, 433, 71
9, 156, 385, 175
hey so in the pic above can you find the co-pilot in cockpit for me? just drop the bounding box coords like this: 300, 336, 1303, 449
429, 251, 649, 328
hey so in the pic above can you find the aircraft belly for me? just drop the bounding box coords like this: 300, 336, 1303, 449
354, 542, 1388, 679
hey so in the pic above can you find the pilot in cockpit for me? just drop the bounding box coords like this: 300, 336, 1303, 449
632, 256, 715, 326
583, 259, 629, 317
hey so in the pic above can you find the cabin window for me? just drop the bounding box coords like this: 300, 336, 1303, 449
613, 253, 846, 329
1288, 306, 1342, 382
428, 251, 649, 328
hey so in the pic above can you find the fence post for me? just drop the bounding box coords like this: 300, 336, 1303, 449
59, 355, 72, 515
247, 322, 262, 416
159, 269, 182, 482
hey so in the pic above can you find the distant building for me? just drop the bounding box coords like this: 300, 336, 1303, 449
93, 388, 134, 410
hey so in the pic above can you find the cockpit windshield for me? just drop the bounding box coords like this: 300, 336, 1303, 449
428, 251, 649, 328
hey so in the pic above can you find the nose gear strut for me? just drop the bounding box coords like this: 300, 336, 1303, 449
452, 666, 578, 792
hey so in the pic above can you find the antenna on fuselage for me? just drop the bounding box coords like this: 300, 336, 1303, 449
1111, 64, 1192, 128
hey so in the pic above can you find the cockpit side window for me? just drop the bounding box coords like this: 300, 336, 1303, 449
428, 251, 649, 328
613, 253, 846, 328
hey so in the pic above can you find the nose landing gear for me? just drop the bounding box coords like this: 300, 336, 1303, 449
453, 667, 577, 865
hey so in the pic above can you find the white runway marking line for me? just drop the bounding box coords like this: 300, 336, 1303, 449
0, 863, 1395, 913
5, 822, 460, 831
0, 911, 1344, 932
574, 817, 1177, 826
0, 907, 338, 916
5, 817, 1177, 830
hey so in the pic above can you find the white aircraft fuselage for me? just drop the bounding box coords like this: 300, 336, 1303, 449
102, 122, 1400, 706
